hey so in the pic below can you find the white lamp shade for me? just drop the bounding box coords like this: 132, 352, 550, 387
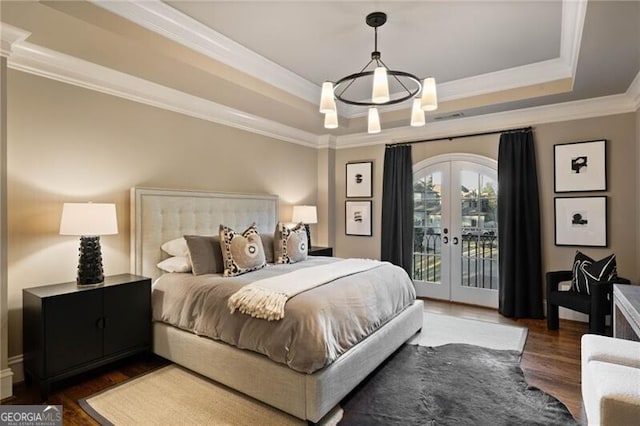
410, 98, 426, 127
371, 67, 390, 104
291, 205, 317, 224
420, 77, 438, 111
319, 82, 337, 113
324, 110, 339, 129
368, 107, 381, 134
60, 203, 118, 236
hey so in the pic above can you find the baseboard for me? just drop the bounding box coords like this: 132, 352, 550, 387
8, 354, 24, 384
1, 367, 14, 399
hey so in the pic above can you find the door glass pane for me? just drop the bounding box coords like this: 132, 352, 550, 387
460, 171, 499, 289
413, 172, 442, 282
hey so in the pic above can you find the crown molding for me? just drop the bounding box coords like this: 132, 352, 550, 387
0, 23, 30, 57
316, 134, 337, 150
334, 90, 639, 149
2, 21, 635, 153
91, 0, 319, 105
91, 1, 586, 121
4, 32, 318, 148
561, 0, 588, 81
627, 70, 640, 111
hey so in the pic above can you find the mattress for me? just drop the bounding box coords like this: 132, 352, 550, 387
152, 256, 416, 373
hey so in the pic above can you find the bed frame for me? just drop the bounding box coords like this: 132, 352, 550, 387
131, 187, 423, 422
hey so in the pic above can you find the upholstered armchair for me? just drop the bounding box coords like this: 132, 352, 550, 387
546, 270, 631, 335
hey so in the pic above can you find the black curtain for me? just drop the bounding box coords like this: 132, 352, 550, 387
381, 145, 413, 276
497, 129, 544, 318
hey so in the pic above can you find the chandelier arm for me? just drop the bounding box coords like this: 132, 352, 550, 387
334, 70, 422, 106
336, 58, 374, 98
378, 58, 412, 95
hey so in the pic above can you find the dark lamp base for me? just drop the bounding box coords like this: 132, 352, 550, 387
77, 235, 105, 286
303, 223, 312, 252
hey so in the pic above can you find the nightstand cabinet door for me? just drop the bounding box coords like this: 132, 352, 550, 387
23, 274, 151, 399
103, 279, 151, 356
45, 291, 103, 376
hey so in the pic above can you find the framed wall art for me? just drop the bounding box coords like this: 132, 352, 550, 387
345, 200, 372, 236
346, 161, 373, 198
554, 140, 606, 192
554, 196, 607, 247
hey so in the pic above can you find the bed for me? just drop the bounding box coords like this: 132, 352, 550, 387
130, 187, 423, 422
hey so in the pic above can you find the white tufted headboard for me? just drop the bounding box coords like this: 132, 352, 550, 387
130, 187, 278, 280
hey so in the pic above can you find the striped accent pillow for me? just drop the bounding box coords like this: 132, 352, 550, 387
571, 251, 617, 295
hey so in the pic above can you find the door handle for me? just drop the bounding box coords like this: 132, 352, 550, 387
443, 236, 449, 244
453, 237, 459, 245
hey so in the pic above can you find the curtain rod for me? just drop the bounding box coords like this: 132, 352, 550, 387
386, 126, 533, 147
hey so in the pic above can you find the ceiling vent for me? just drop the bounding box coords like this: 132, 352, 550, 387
434, 112, 465, 121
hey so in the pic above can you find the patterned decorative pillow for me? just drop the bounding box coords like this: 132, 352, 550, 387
582, 254, 617, 294
219, 223, 266, 277
274, 222, 308, 264
571, 251, 617, 295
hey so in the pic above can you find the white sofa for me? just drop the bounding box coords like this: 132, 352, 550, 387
581, 335, 640, 425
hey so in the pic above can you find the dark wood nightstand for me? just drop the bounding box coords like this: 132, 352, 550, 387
23, 273, 151, 399
308, 246, 333, 256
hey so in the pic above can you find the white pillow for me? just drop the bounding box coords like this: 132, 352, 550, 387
157, 256, 192, 273
161, 237, 189, 257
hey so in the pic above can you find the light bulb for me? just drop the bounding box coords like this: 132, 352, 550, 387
372, 67, 390, 104
410, 98, 425, 127
368, 107, 381, 134
420, 77, 438, 111
324, 110, 338, 129
319, 82, 336, 113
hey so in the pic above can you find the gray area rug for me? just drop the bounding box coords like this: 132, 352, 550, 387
340, 343, 577, 426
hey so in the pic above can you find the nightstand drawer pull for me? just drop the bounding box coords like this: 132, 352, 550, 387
96, 317, 106, 329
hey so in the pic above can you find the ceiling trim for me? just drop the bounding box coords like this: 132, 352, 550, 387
91, 0, 587, 120
334, 82, 640, 149
91, 0, 320, 105
2, 21, 636, 153
628, 70, 640, 110
3, 29, 318, 148
0, 23, 30, 57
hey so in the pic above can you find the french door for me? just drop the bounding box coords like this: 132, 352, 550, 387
412, 154, 499, 308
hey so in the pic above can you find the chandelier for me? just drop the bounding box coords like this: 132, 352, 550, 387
319, 12, 438, 133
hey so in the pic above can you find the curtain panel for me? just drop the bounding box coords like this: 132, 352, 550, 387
381, 145, 413, 276
497, 129, 544, 318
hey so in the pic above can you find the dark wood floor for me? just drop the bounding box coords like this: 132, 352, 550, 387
3, 299, 587, 425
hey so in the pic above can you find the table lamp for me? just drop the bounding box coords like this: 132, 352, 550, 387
292, 205, 317, 251
60, 203, 118, 286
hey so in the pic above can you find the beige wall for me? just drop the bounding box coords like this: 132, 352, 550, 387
6, 70, 319, 357
536, 114, 637, 281
334, 134, 498, 259
334, 113, 637, 285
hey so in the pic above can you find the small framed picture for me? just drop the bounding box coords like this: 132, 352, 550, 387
346, 161, 373, 198
554, 196, 607, 247
554, 140, 606, 192
345, 200, 372, 236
